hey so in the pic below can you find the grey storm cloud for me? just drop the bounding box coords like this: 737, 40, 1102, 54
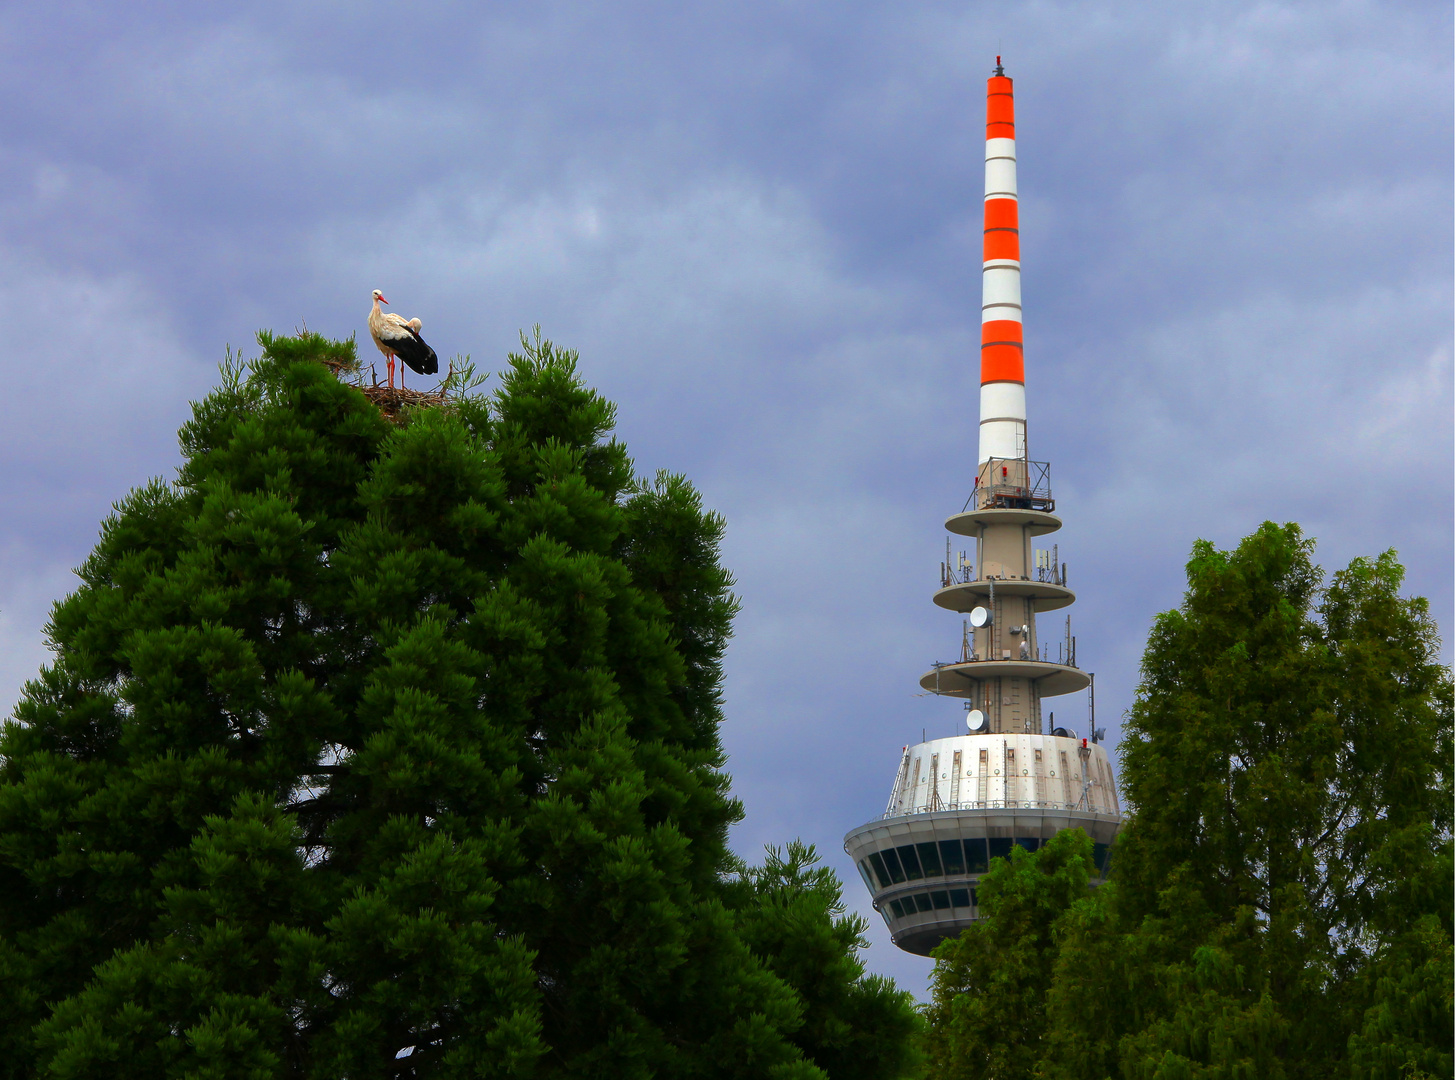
0, 1, 1449, 994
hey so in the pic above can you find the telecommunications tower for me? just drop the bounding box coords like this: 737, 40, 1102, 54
843, 61, 1121, 956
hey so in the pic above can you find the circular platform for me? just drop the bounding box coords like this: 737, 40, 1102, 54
919, 659, 1090, 698
945, 508, 1062, 537
844, 806, 1121, 956
933, 579, 1075, 613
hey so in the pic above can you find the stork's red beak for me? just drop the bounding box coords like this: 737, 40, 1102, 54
379, 296, 389, 305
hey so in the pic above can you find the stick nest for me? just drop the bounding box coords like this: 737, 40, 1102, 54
360, 383, 449, 422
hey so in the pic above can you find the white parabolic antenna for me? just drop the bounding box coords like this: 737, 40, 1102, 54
966, 709, 987, 732
969, 606, 991, 627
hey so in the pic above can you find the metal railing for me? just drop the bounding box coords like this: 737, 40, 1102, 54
941, 560, 975, 587
940, 561, 1066, 589
941, 536, 1065, 591
883, 798, 1105, 819
1034, 563, 1065, 585
963, 457, 1054, 513
928, 620, 1074, 667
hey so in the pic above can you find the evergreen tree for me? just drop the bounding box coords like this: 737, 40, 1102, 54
920, 830, 1095, 1080
922, 523, 1452, 1080
727, 841, 923, 1080
0, 330, 918, 1079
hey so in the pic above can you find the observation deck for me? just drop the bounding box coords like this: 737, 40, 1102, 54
846, 809, 1117, 955
844, 732, 1120, 955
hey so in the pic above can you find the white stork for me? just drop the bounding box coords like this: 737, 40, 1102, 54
368, 290, 439, 388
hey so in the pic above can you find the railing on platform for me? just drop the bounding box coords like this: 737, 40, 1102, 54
940, 556, 1065, 589
883, 798, 1102, 819
962, 457, 1054, 513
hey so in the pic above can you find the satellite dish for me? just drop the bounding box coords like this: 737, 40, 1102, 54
969, 606, 992, 627
966, 709, 987, 732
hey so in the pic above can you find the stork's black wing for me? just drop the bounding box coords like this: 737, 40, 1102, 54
393, 329, 438, 376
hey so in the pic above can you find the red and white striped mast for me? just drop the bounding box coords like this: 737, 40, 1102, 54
979, 57, 1026, 467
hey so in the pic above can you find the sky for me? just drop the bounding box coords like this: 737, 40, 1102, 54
0, 0, 1450, 996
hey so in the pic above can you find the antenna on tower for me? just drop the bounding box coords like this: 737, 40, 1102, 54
993, 55, 1004, 76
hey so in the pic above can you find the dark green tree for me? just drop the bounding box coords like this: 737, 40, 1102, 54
922, 523, 1452, 1080
1098, 525, 1453, 1080
0, 330, 917, 1079
921, 829, 1096, 1080
728, 841, 923, 1080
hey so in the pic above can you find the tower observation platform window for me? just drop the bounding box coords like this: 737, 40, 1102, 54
863, 837, 1084, 895
939, 839, 966, 875
897, 845, 924, 880
915, 842, 943, 876
880, 848, 906, 884
886, 888, 978, 919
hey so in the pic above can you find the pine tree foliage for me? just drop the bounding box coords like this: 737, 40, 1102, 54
727, 841, 924, 1080
0, 330, 918, 1080
921, 829, 1095, 1080
923, 522, 1452, 1080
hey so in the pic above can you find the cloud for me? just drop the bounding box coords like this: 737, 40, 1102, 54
0, 246, 208, 736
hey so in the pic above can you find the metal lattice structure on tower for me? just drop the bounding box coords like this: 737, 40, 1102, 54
843, 61, 1122, 957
